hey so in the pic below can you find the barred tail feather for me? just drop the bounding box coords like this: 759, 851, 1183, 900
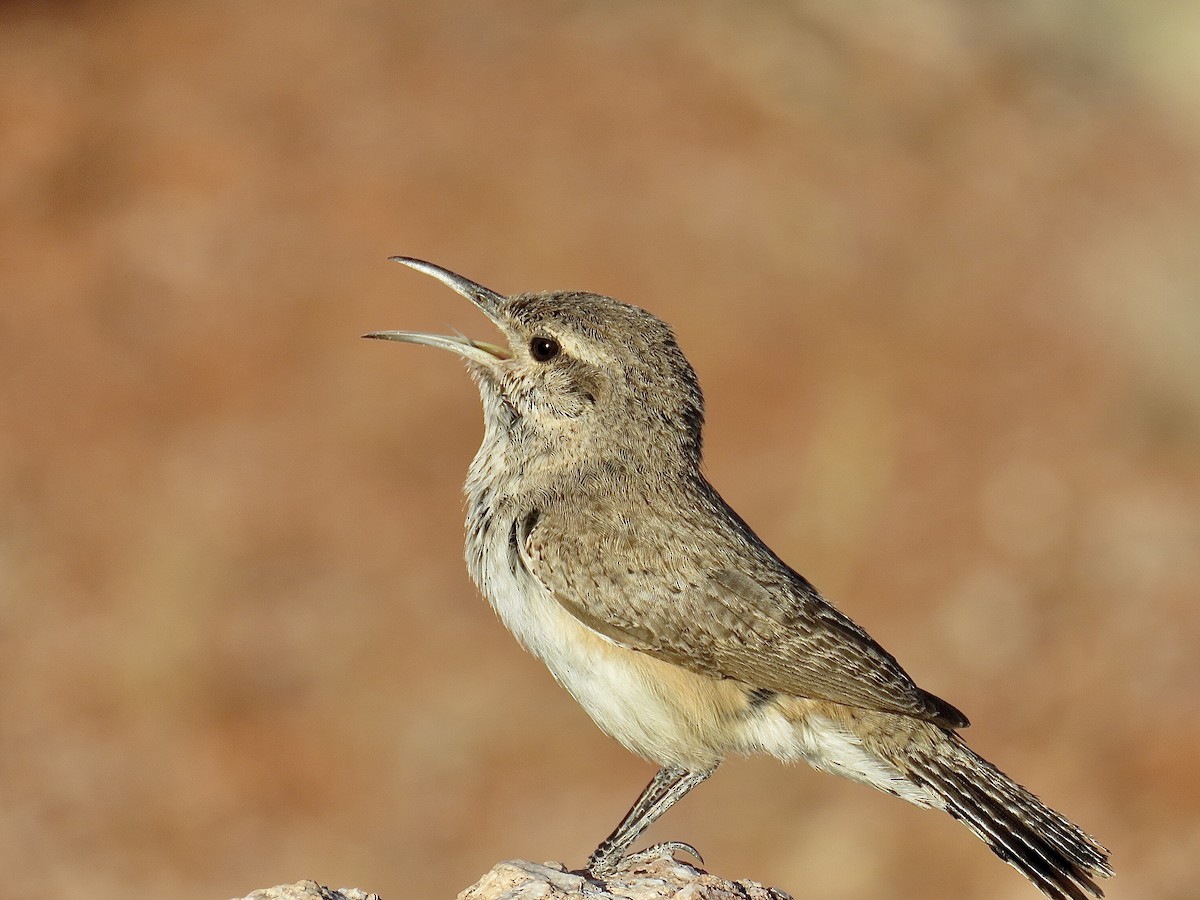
908, 736, 1112, 899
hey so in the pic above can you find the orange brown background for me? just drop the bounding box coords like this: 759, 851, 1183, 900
2, 2, 1197, 898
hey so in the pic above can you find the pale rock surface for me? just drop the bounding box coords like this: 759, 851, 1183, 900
457, 858, 793, 900
236, 881, 380, 900
234, 858, 793, 900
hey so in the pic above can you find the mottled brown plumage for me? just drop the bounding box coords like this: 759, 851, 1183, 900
365, 258, 1112, 899
527, 481, 967, 727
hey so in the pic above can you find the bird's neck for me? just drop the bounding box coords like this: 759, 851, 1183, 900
466, 387, 704, 524
468, 427, 704, 529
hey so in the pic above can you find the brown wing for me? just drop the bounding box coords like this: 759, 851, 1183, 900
519, 501, 967, 729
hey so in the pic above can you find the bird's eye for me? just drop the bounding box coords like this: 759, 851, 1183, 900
530, 337, 560, 362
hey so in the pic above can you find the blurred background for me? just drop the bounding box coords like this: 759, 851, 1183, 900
2, 1, 1197, 898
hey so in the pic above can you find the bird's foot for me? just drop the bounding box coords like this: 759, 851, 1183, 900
627, 840, 705, 868
587, 840, 704, 878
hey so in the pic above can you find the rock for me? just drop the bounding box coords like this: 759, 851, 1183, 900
457, 858, 792, 900
235, 856, 792, 900
236, 881, 381, 900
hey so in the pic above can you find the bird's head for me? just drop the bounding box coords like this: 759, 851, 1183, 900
365, 258, 705, 479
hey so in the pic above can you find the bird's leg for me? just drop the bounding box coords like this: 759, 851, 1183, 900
586, 765, 715, 876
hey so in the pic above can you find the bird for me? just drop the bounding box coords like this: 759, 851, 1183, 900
364, 257, 1112, 899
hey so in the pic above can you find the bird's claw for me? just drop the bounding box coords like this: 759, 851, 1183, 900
591, 840, 704, 876
646, 840, 705, 866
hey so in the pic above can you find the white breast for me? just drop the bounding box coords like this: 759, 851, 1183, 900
463, 443, 730, 770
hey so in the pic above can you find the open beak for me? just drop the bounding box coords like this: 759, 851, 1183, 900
363, 257, 513, 363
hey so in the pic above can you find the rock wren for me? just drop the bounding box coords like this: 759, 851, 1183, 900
365, 258, 1112, 899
